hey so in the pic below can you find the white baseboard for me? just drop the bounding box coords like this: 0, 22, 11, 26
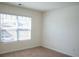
42, 45, 73, 57
0, 45, 40, 54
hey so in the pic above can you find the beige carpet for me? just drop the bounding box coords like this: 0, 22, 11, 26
0, 46, 71, 57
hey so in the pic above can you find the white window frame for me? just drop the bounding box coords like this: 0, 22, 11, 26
0, 13, 32, 43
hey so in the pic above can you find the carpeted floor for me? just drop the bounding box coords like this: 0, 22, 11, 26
0, 46, 71, 57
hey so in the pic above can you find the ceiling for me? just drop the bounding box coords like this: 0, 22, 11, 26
2, 2, 79, 12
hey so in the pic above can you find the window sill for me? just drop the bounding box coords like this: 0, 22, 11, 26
0, 39, 31, 44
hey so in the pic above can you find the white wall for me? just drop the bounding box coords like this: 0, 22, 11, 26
43, 5, 79, 57
0, 4, 42, 54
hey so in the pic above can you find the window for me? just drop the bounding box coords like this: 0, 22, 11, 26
0, 13, 31, 42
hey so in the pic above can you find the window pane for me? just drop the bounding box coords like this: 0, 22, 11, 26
0, 14, 17, 42
18, 31, 31, 40
18, 17, 31, 40
1, 30, 17, 42
18, 17, 31, 30
1, 15, 17, 30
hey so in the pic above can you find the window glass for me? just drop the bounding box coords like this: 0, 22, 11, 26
0, 14, 31, 42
